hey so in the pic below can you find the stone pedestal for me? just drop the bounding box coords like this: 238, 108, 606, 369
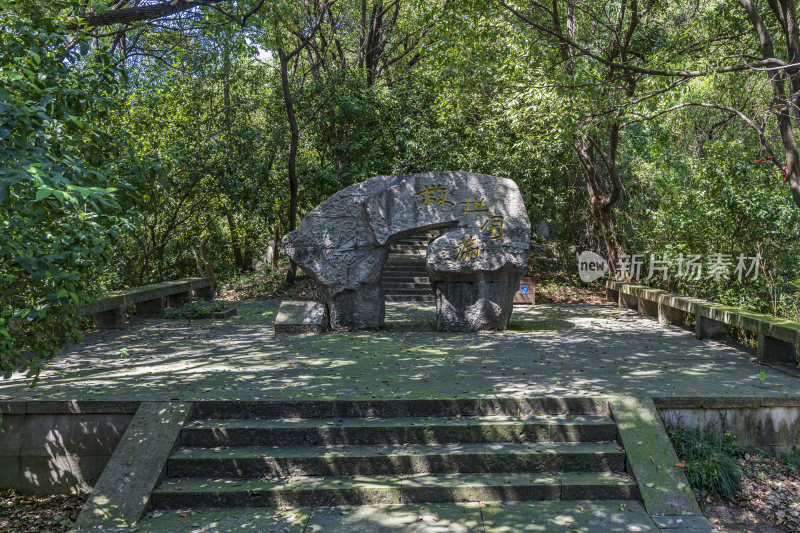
637, 298, 658, 319
658, 303, 687, 326
193, 286, 214, 301
758, 334, 797, 364
136, 298, 164, 318
619, 292, 638, 310
166, 291, 192, 308
93, 307, 126, 329
695, 315, 727, 339
327, 284, 385, 331
605, 288, 619, 303
433, 280, 517, 332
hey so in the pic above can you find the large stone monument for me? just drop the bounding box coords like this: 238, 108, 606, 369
282, 172, 531, 332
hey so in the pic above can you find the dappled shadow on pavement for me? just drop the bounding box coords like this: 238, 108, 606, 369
0, 301, 796, 402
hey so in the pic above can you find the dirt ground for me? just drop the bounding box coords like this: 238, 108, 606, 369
0, 490, 86, 533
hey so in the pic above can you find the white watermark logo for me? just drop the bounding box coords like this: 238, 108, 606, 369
578, 252, 761, 282
578, 251, 609, 282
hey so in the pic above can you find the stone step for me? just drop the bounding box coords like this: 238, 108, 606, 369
382, 269, 428, 277
385, 255, 426, 264
385, 294, 435, 302
382, 271, 428, 277
392, 241, 429, 248
381, 280, 431, 287
189, 398, 611, 420
381, 281, 431, 292
388, 245, 426, 254
151, 472, 638, 508
382, 288, 433, 296
181, 415, 618, 447
380, 275, 430, 283
383, 265, 427, 272
167, 442, 625, 478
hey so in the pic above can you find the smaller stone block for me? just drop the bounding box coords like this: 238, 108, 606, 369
275, 301, 329, 334
658, 303, 687, 326
637, 298, 658, 319
695, 315, 727, 340
166, 290, 192, 308
758, 334, 797, 364
93, 306, 126, 329
135, 297, 164, 318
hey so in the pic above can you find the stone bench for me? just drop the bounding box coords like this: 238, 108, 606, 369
606, 280, 800, 365
81, 278, 214, 329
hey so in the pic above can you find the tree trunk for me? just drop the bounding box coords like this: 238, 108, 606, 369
574, 137, 621, 274
272, 223, 281, 270
226, 212, 243, 271
278, 49, 299, 282
199, 235, 217, 290
738, 0, 800, 208
190, 245, 205, 277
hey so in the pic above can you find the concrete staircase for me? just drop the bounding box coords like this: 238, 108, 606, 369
150, 399, 638, 510
381, 232, 442, 303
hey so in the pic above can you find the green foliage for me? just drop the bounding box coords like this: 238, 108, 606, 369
0, 1, 130, 380
666, 423, 745, 498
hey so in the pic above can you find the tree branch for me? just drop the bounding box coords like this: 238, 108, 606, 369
496, 0, 785, 78
79, 0, 226, 28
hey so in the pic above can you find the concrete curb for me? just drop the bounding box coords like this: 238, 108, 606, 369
609, 396, 710, 529
70, 401, 193, 531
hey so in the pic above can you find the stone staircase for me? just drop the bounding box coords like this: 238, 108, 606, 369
150, 399, 638, 510
381, 231, 442, 303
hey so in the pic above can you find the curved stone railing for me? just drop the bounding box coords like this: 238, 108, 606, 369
606, 280, 799, 364
82, 277, 214, 329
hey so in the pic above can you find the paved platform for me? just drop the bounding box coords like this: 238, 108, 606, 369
1, 302, 797, 404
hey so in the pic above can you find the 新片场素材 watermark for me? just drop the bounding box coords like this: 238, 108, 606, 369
577, 251, 760, 283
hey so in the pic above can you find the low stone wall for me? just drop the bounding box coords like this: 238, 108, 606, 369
655, 399, 800, 456
0, 401, 138, 494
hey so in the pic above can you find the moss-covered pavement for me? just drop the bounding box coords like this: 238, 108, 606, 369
1, 301, 797, 403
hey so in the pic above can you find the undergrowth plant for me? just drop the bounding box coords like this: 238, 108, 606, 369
666, 422, 745, 498
164, 300, 227, 319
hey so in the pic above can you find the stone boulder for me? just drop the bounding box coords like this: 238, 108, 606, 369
282, 172, 531, 331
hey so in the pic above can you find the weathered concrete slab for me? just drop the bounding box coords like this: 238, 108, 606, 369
609, 397, 700, 517
73, 401, 192, 530
480, 500, 659, 532
274, 301, 329, 333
